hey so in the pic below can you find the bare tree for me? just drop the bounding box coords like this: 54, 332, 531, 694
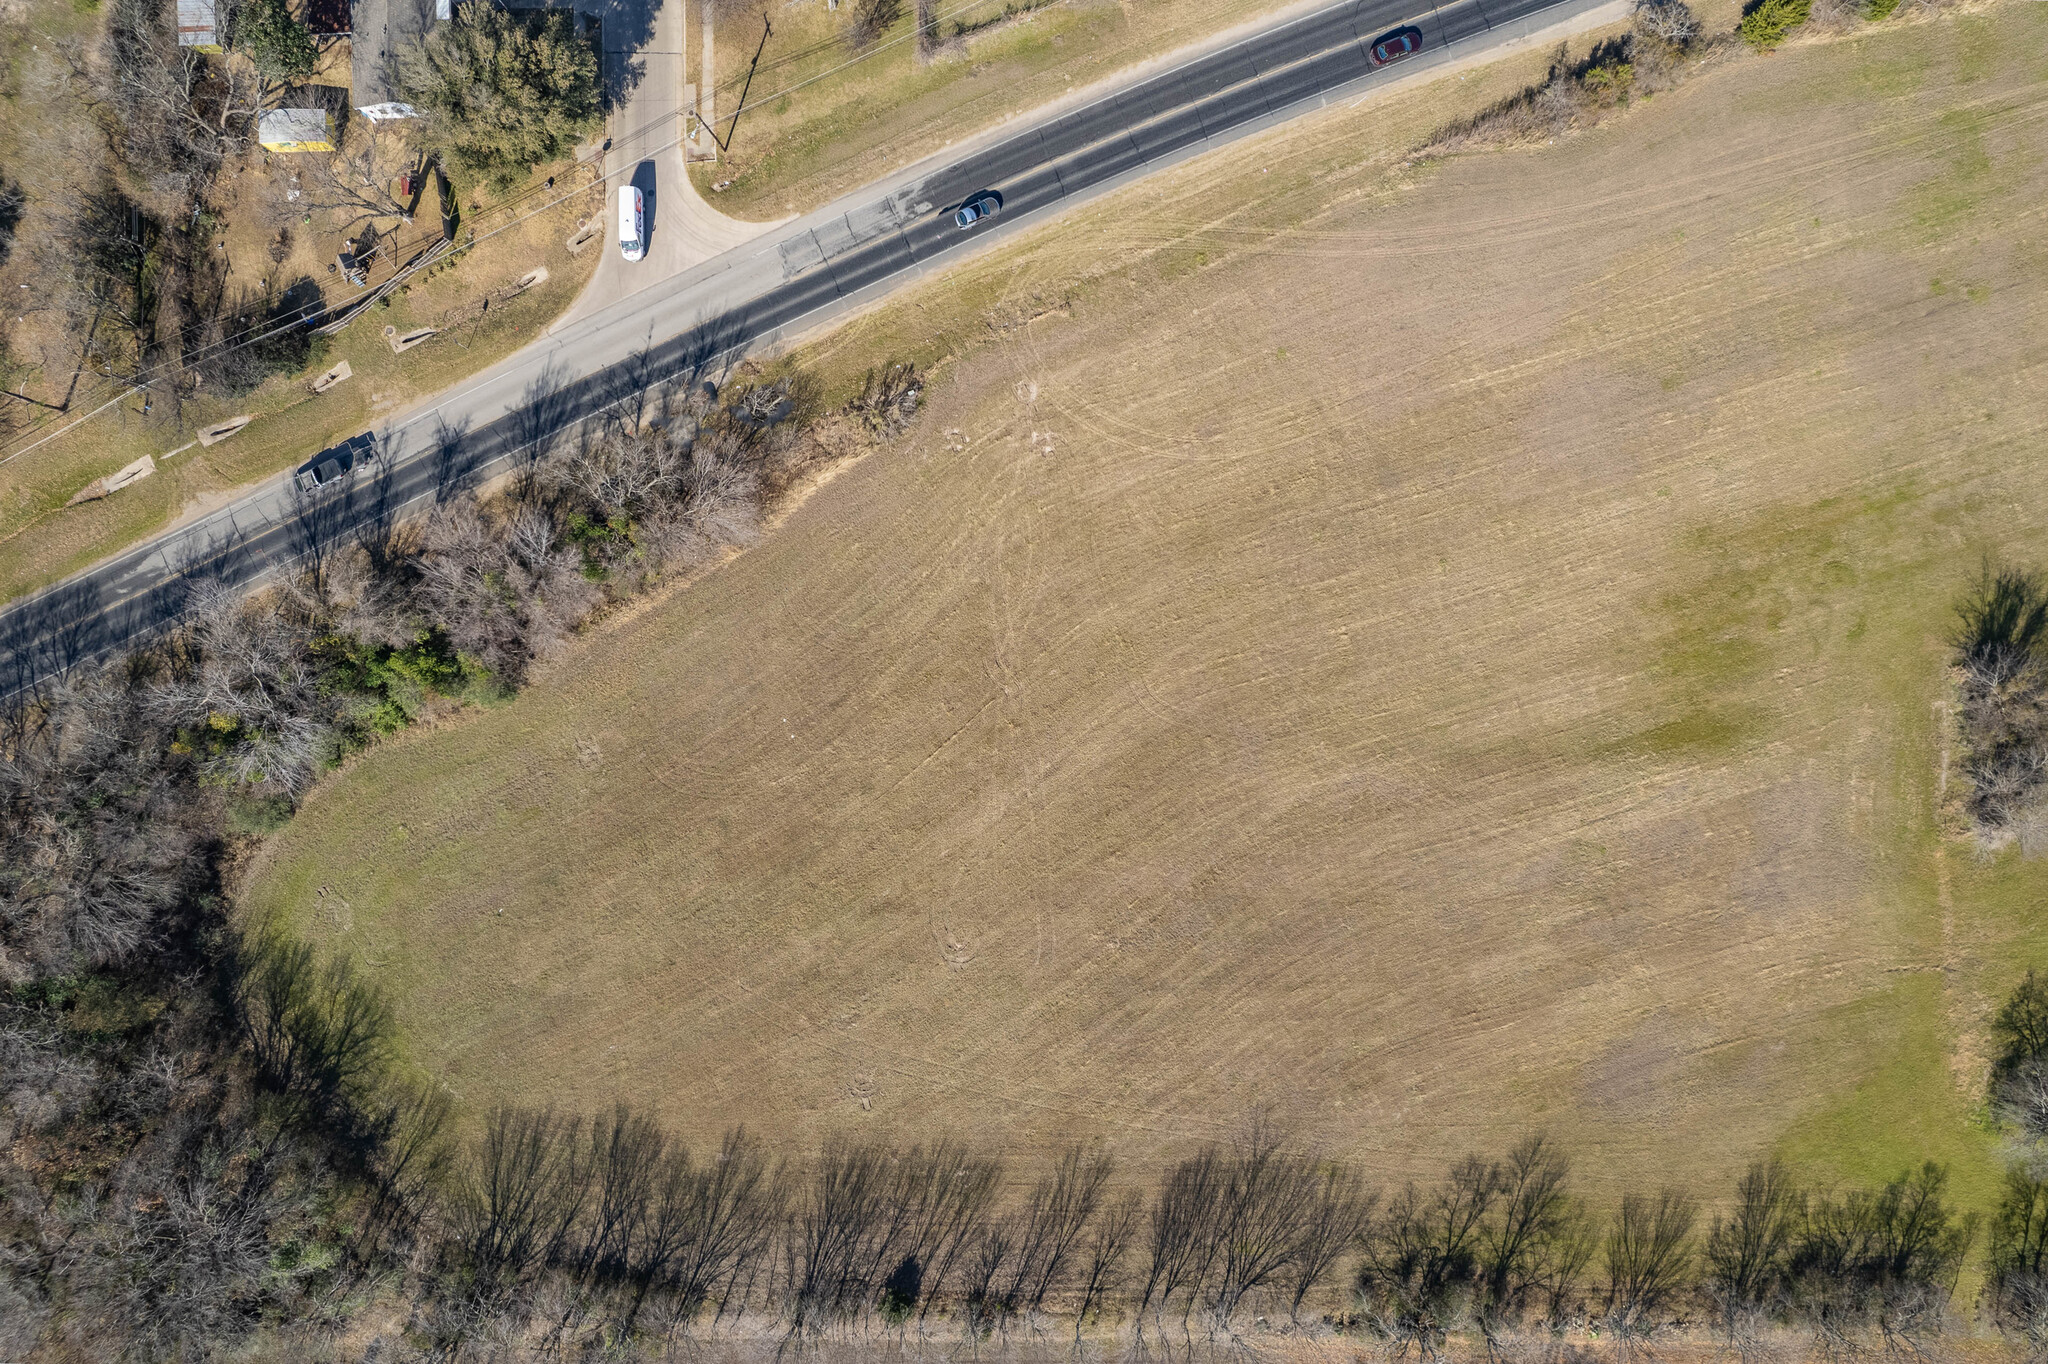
1604, 1187, 1697, 1341
1532, 1204, 1600, 1332
152, 581, 334, 797
1285, 1162, 1375, 1323
1988, 1167, 2048, 1357
362, 1080, 454, 1249
548, 418, 689, 520
639, 1126, 781, 1334
575, 1102, 668, 1284
1707, 1160, 1800, 1356
1788, 1163, 1975, 1354
902, 1141, 1001, 1326
78, 0, 259, 196
1357, 1155, 1502, 1356
0, 666, 210, 979
1952, 565, 2048, 836
1002, 1144, 1111, 1322
1139, 1146, 1225, 1338
451, 1105, 592, 1299
1208, 1120, 1324, 1330
2004, 1060, 2048, 1143
1076, 1189, 1141, 1344
234, 933, 393, 1130
409, 497, 598, 685
960, 1214, 1017, 1338
294, 125, 423, 234
1995, 971, 2048, 1131
782, 1136, 894, 1334
1631, 0, 1700, 50
844, 0, 904, 48
1479, 1136, 1574, 1314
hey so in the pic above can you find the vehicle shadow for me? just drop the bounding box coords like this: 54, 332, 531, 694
631, 159, 658, 253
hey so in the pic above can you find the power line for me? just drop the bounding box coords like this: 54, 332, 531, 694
699, 0, 1034, 113
0, 141, 646, 466
0, 0, 1020, 462
703, 0, 1042, 101
0, 157, 616, 459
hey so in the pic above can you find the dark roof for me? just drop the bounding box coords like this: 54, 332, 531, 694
279, 81, 354, 112
304, 0, 350, 35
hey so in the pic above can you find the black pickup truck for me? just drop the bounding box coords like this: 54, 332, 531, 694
294, 432, 377, 493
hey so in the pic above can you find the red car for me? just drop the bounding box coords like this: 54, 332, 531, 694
1370, 26, 1423, 66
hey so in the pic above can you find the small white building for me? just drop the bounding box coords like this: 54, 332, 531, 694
175, 0, 221, 49
259, 108, 337, 153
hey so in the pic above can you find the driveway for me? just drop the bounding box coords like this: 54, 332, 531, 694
0, 0, 1628, 691
564, 0, 782, 327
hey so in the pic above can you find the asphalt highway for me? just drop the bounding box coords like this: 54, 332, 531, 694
0, 0, 1620, 695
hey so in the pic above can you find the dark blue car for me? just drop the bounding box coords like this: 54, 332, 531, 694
295, 432, 376, 493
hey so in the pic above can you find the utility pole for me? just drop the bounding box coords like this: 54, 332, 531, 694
703, 17, 770, 154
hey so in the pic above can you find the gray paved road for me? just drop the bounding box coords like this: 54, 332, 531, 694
0, 0, 1619, 695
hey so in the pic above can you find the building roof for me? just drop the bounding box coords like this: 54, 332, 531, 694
305, 0, 351, 35
175, 0, 220, 48
259, 108, 337, 151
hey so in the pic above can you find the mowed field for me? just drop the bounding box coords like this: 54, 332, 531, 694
248, 6, 2048, 1203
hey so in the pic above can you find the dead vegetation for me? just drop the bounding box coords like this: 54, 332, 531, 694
845, 0, 906, 50
1950, 564, 2048, 849
1416, 0, 1708, 160
3, 0, 276, 439
0, 361, 927, 1359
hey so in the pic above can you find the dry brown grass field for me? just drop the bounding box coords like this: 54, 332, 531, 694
247, 3, 2048, 1207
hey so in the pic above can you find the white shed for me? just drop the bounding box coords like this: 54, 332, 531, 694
259, 108, 337, 152
175, 0, 220, 49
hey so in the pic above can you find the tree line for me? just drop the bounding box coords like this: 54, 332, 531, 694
0, 362, 921, 1359
30, 971, 2008, 1364
7, 454, 2048, 1364
1951, 562, 2048, 848
9, 910, 2040, 1362
330, 1056, 2048, 1361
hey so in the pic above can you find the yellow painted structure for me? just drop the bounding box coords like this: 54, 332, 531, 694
259, 109, 336, 153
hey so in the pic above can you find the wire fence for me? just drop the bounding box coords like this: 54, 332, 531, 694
0, 0, 1057, 467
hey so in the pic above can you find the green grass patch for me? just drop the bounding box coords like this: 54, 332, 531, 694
1777, 975, 2003, 1211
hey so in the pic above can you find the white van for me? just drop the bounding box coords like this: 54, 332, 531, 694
619, 186, 645, 262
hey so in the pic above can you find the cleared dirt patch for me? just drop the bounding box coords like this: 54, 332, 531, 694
248, 4, 2048, 1202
